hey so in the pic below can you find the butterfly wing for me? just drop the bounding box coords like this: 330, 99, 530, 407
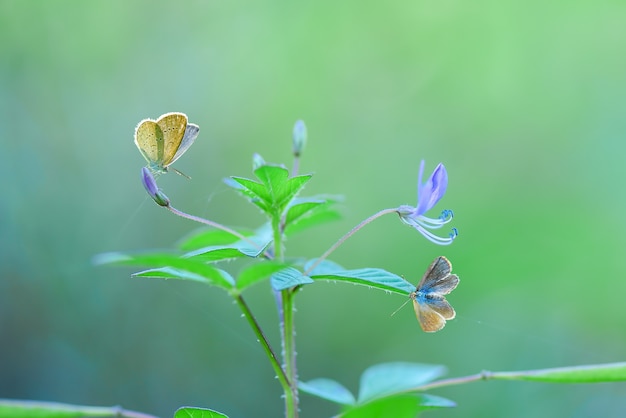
168, 123, 199, 166
134, 118, 164, 168
423, 294, 456, 320
410, 256, 460, 332
412, 296, 447, 332
156, 112, 188, 167
416, 256, 459, 296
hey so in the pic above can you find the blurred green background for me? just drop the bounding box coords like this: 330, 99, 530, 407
2, 1, 626, 417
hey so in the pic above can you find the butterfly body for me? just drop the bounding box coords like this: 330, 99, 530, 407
410, 256, 459, 332
134, 112, 199, 176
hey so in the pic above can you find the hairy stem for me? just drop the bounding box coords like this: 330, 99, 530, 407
166, 205, 262, 250
304, 208, 398, 275
233, 294, 292, 396
0, 399, 158, 418
271, 216, 299, 418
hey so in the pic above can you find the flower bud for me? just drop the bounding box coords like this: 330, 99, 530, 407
292, 120, 307, 157
141, 167, 170, 207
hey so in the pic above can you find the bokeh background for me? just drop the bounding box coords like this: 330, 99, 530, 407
2, 1, 626, 417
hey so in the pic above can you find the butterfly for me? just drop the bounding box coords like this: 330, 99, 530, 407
134, 112, 200, 177
410, 256, 459, 332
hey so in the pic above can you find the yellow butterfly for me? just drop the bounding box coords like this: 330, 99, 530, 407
410, 256, 459, 332
134, 112, 199, 177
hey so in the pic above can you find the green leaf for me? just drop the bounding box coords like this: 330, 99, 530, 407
271, 267, 313, 291
184, 240, 270, 262
227, 166, 312, 217
310, 268, 415, 295
228, 176, 271, 212
358, 363, 447, 403
133, 267, 234, 287
303, 259, 344, 275
280, 175, 312, 209
253, 164, 289, 187
94, 252, 234, 290
254, 165, 312, 212
0, 399, 157, 418
299, 363, 454, 417
284, 198, 325, 226
178, 228, 253, 251
493, 362, 626, 383
222, 176, 251, 195
236, 261, 292, 291
283, 195, 343, 236
339, 394, 455, 418
284, 206, 342, 236
299, 378, 356, 405
174, 406, 229, 418
133, 267, 213, 282
184, 224, 273, 262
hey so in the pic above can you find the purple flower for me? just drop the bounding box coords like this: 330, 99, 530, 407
141, 167, 170, 207
396, 160, 457, 245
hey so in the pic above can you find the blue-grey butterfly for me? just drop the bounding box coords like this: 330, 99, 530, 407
410, 256, 459, 332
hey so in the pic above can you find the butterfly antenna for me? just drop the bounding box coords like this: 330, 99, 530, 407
172, 168, 192, 179
390, 299, 411, 317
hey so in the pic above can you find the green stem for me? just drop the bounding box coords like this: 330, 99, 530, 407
414, 364, 616, 392
282, 289, 298, 402
271, 216, 299, 418
0, 399, 158, 418
233, 294, 292, 395
415, 362, 626, 390
292, 156, 300, 177
413, 371, 492, 391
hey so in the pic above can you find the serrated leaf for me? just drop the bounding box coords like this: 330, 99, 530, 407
94, 252, 234, 290
227, 166, 312, 217
299, 378, 356, 405
178, 228, 253, 251
175, 406, 229, 418
253, 164, 290, 186
236, 261, 292, 290
133, 267, 234, 287
339, 394, 455, 418
358, 363, 447, 403
493, 362, 626, 383
310, 268, 415, 295
280, 175, 312, 209
133, 267, 212, 282
270, 267, 313, 291
228, 176, 271, 211
254, 165, 312, 213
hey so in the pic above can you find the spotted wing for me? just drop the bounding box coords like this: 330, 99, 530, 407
156, 112, 188, 167
134, 118, 164, 167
